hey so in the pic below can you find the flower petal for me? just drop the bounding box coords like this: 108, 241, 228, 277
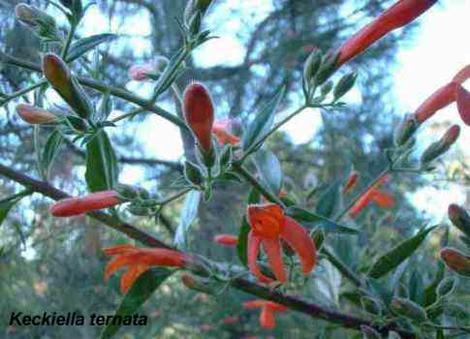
370, 190, 395, 208
259, 307, 276, 329
120, 264, 149, 294
103, 244, 137, 256
243, 300, 266, 309
266, 302, 288, 313
262, 238, 287, 283
414, 82, 457, 123
248, 232, 274, 283
452, 64, 470, 85
456, 85, 470, 126
280, 216, 316, 275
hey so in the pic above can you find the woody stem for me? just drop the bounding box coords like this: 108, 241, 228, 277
232, 162, 285, 207
0, 162, 414, 338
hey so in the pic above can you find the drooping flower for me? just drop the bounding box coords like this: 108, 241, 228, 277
243, 300, 288, 329
336, 0, 437, 67
349, 176, 394, 218
343, 170, 359, 194
16, 104, 57, 124
50, 190, 122, 217
104, 244, 189, 293
212, 119, 240, 145
247, 204, 316, 283
413, 64, 470, 126
213, 234, 238, 247
183, 82, 215, 152
440, 247, 470, 277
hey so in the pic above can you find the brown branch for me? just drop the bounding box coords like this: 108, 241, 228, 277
0, 162, 415, 338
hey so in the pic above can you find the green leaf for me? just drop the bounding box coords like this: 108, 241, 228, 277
368, 226, 438, 279
0, 190, 32, 226
286, 206, 359, 234
253, 150, 283, 196
315, 181, 340, 218
100, 268, 172, 339
242, 87, 285, 151
85, 130, 119, 192
237, 217, 250, 266
408, 270, 424, 305
67, 33, 117, 62
423, 262, 445, 307
41, 130, 63, 179
174, 190, 201, 249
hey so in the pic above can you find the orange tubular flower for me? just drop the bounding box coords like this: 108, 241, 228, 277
247, 204, 316, 283
183, 82, 215, 152
50, 190, 122, 217
243, 300, 288, 329
213, 234, 238, 247
336, 0, 436, 67
414, 64, 470, 125
212, 119, 240, 145
103, 244, 189, 293
349, 176, 394, 218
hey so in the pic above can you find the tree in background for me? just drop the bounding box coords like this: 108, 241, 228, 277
0, 0, 469, 338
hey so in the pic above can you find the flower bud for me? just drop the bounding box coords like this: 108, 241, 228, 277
42, 53, 93, 119
213, 234, 238, 247
394, 114, 418, 146
184, 161, 204, 186
440, 247, 470, 277
183, 82, 214, 153
448, 204, 470, 237
420, 125, 460, 164
15, 3, 60, 41
303, 50, 322, 83
343, 171, 358, 194
128, 64, 154, 81
436, 276, 456, 297
333, 72, 357, 101
50, 190, 122, 217
181, 273, 214, 294
16, 104, 57, 124
390, 297, 427, 322
315, 53, 339, 85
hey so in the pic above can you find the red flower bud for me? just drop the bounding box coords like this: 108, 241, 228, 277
336, 0, 436, 67
42, 53, 93, 119
448, 204, 470, 237
440, 247, 470, 277
128, 64, 154, 81
16, 104, 57, 124
343, 171, 358, 194
50, 190, 122, 217
183, 82, 214, 152
213, 234, 238, 247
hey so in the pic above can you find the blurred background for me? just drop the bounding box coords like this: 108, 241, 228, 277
0, 0, 468, 338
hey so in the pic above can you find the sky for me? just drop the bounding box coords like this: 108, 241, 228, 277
61, 0, 470, 219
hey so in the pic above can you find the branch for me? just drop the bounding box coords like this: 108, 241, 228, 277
0, 162, 415, 338
0, 53, 189, 132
